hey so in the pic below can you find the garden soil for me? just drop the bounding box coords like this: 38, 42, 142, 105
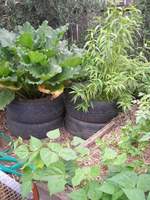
0, 105, 150, 172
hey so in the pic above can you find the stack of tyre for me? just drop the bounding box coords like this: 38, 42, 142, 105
6, 94, 118, 139
64, 95, 118, 139
7, 96, 64, 139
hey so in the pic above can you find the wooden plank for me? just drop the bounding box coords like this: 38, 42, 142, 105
82, 121, 115, 147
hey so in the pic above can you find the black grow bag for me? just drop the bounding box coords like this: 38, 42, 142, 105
64, 96, 118, 139
6, 95, 64, 139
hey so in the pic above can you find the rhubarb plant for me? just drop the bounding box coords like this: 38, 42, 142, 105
0, 21, 83, 109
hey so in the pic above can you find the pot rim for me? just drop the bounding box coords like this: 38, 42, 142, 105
9, 95, 63, 105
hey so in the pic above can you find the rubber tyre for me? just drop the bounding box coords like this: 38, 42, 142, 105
7, 95, 64, 124
7, 117, 64, 139
65, 115, 105, 139
65, 115, 106, 139
65, 98, 118, 123
6, 95, 64, 139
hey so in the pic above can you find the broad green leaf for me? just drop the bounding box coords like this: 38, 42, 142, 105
32, 154, 44, 169
137, 174, 150, 192
27, 65, 48, 79
72, 167, 94, 187
0, 28, 16, 47
65, 160, 77, 184
123, 189, 146, 200
109, 171, 138, 189
75, 146, 90, 157
87, 181, 102, 200
61, 56, 82, 67
29, 136, 42, 151
40, 148, 59, 166
47, 129, 60, 140
0, 61, 12, 77
113, 153, 127, 166
71, 136, 85, 146
139, 133, 150, 142
72, 168, 87, 187
33, 170, 51, 182
24, 151, 39, 168
112, 189, 124, 200
33, 167, 65, 182
99, 182, 116, 195
147, 193, 150, 200
23, 166, 33, 176
17, 32, 33, 49
69, 189, 87, 200
0, 89, 15, 110
28, 51, 47, 64
43, 49, 57, 58
48, 176, 66, 195
59, 148, 77, 161
48, 161, 66, 175
40, 64, 62, 81
102, 148, 117, 162
14, 144, 29, 161
48, 143, 63, 153
53, 66, 82, 82
49, 63, 62, 74
21, 178, 32, 198
18, 22, 35, 34
90, 165, 100, 177
101, 194, 112, 200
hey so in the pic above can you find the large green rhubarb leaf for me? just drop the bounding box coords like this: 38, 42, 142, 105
0, 29, 16, 47
17, 32, 33, 49
0, 89, 15, 110
0, 61, 12, 77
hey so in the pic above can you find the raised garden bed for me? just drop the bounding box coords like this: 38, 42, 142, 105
1, 103, 150, 200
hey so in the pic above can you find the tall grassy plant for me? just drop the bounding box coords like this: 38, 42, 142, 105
71, 6, 146, 111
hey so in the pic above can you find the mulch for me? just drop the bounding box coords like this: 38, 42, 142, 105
81, 104, 138, 166
1, 105, 150, 171
0, 111, 9, 134
0, 111, 11, 150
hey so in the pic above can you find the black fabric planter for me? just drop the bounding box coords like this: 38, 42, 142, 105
6, 95, 64, 139
64, 97, 118, 139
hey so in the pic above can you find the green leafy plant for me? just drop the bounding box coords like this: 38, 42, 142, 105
68, 141, 150, 200
116, 95, 150, 158
68, 94, 150, 200
69, 170, 150, 200
71, 6, 148, 111
14, 126, 150, 199
0, 21, 83, 109
13, 130, 99, 198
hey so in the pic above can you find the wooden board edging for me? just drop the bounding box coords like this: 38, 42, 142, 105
82, 121, 115, 147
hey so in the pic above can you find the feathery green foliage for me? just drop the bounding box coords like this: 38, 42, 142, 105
71, 6, 148, 111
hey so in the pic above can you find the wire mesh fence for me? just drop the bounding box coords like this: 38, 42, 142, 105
0, 171, 32, 200
0, 183, 23, 200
